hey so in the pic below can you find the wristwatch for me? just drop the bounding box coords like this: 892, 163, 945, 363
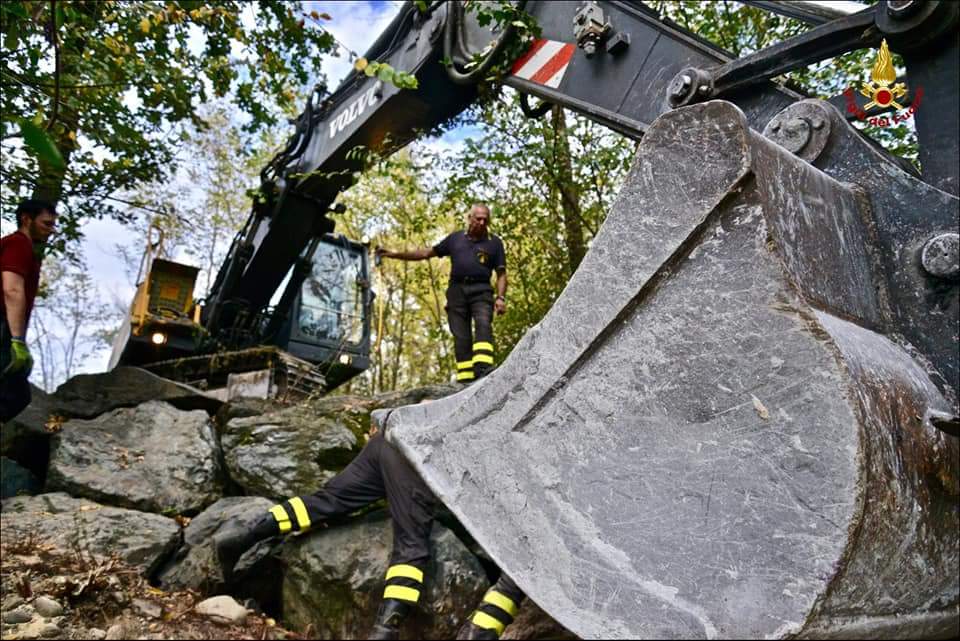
496, 295, 505, 302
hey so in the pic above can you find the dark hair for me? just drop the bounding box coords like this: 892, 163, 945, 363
15, 199, 57, 226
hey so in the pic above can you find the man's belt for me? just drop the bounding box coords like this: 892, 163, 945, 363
450, 276, 491, 284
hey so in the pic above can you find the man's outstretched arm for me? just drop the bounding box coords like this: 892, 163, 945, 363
376, 246, 436, 261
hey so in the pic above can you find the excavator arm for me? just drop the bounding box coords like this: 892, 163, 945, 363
203, 1, 957, 636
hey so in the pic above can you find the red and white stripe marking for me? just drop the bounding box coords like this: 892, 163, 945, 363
510, 38, 576, 89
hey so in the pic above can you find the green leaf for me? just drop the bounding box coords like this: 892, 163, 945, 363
1, 2, 29, 19
5, 28, 20, 52
376, 65, 394, 83
19, 119, 65, 171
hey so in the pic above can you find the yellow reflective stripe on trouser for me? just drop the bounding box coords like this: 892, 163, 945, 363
383, 585, 420, 603
472, 353, 494, 365
457, 370, 475, 381
471, 611, 506, 635
385, 564, 424, 583
456, 360, 474, 370
289, 497, 311, 532
473, 341, 494, 352
269, 505, 292, 534
483, 590, 518, 617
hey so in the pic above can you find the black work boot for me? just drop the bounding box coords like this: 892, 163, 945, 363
213, 515, 278, 584
456, 620, 500, 640
368, 599, 411, 640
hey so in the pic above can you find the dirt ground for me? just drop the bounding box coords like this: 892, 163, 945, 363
0, 534, 302, 640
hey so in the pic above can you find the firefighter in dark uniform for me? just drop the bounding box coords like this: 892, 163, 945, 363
376, 203, 507, 383
213, 428, 438, 640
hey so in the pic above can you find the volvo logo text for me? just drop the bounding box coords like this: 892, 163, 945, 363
329, 82, 383, 139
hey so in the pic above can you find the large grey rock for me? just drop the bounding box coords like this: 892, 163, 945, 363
282, 509, 487, 640
219, 385, 459, 499
307, 385, 460, 440
47, 401, 224, 515
157, 496, 276, 593
0, 493, 179, 574
52, 367, 222, 419
221, 405, 357, 499
0, 385, 54, 477
1, 457, 41, 499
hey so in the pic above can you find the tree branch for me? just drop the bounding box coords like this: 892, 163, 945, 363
45, 0, 62, 132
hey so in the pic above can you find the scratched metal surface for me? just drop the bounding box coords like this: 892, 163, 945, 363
378, 102, 958, 639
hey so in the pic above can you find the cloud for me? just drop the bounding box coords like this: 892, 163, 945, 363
304, 1, 403, 88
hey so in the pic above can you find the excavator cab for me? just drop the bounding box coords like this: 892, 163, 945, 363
272, 234, 372, 389
110, 226, 372, 394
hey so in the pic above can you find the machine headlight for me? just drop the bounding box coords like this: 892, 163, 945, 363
151, 332, 168, 345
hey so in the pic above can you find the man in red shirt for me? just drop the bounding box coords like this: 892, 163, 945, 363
1, 199, 57, 422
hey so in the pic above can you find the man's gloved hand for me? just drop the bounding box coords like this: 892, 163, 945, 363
7, 338, 33, 376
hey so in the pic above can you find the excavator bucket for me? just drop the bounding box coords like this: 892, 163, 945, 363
376, 100, 959, 639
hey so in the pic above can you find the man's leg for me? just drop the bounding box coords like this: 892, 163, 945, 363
214, 434, 388, 581
457, 573, 526, 640
446, 284, 475, 383
368, 438, 438, 640
468, 287, 495, 379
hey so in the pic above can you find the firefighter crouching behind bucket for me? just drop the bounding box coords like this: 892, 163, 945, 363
213, 417, 438, 639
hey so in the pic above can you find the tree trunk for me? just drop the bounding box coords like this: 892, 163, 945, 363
390, 261, 410, 390
546, 106, 586, 276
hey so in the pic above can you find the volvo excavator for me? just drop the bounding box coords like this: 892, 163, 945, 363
131, 0, 959, 636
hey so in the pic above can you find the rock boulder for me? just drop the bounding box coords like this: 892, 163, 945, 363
52, 367, 222, 418
0, 385, 54, 478
0, 493, 179, 574
157, 496, 280, 607
282, 509, 488, 639
1, 457, 41, 499
220, 406, 358, 499
46, 401, 224, 515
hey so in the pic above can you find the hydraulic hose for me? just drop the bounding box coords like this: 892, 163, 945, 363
519, 91, 553, 118
443, 1, 527, 86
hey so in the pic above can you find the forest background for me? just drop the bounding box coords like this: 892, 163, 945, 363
1, 0, 914, 395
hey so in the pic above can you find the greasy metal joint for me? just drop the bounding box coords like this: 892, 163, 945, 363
921, 232, 960, 279
762, 99, 835, 161
876, 0, 958, 51
886, 0, 922, 19
572, 1, 611, 58
667, 67, 713, 108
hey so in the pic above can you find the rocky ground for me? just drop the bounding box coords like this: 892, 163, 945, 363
1, 368, 574, 640
1, 535, 293, 640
